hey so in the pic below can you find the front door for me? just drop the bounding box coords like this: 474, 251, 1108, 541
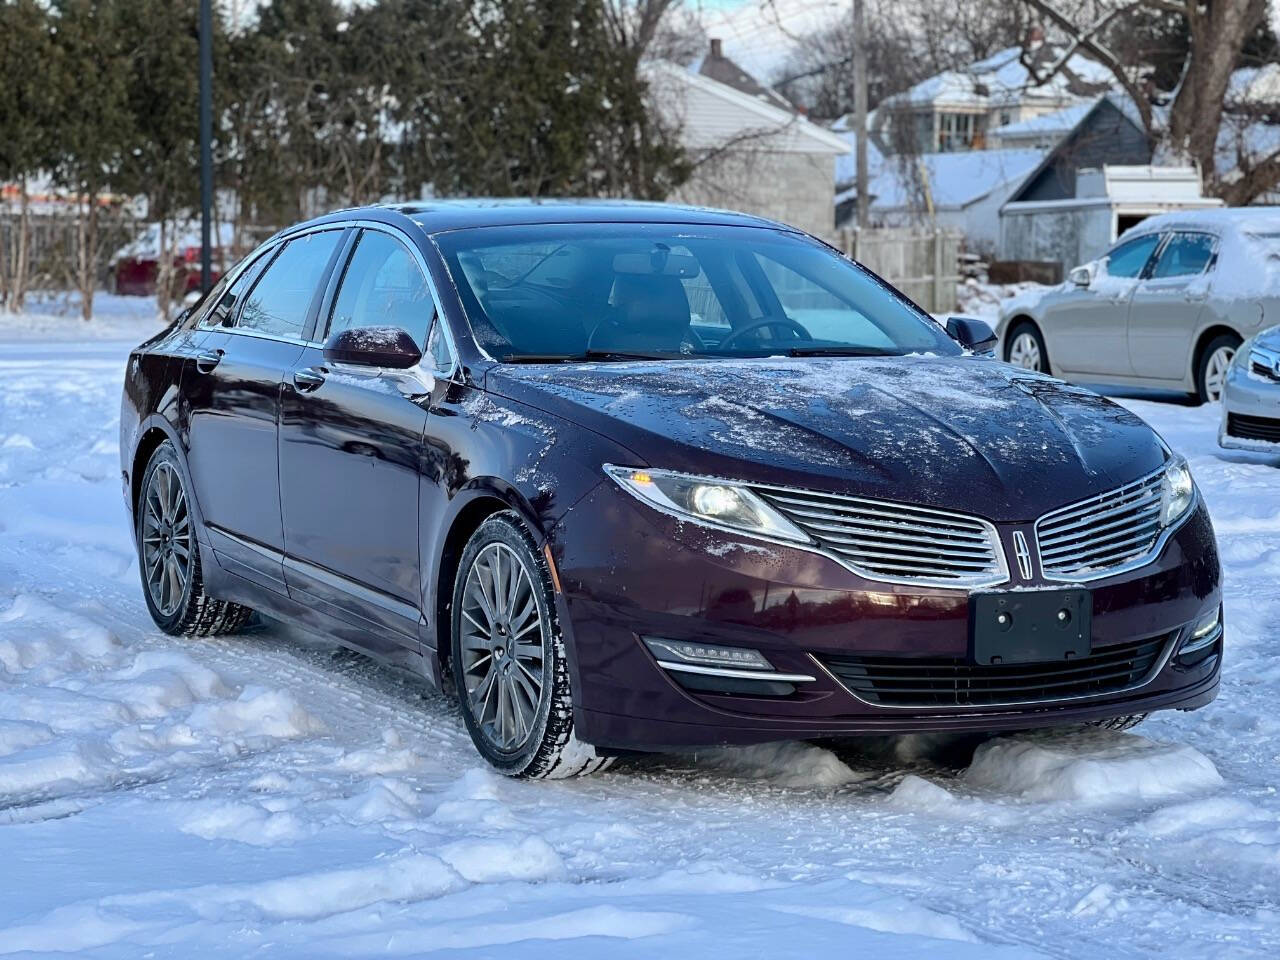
279, 227, 444, 653
1128, 231, 1216, 381
1048, 232, 1161, 378
183, 228, 345, 591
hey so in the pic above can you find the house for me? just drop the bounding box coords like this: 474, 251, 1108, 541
1000, 165, 1223, 273
833, 142, 1046, 254
871, 38, 1111, 155
649, 41, 850, 240
988, 101, 1095, 150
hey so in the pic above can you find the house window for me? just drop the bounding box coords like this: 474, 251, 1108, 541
938, 112, 982, 152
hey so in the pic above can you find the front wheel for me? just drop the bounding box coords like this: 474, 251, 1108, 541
137, 441, 253, 636
450, 512, 613, 778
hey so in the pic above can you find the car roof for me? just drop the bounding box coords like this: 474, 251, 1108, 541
282, 198, 798, 238
1120, 206, 1280, 241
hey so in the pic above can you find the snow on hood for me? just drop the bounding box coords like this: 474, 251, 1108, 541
489, 356, 1167, 522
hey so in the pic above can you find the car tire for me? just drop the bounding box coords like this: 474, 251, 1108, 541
137, 441, 253, 636
450, 511, 613, 779
1005, 321, 1049, 374
1195, 333, 1241, 405
1088, 714, 1147, 732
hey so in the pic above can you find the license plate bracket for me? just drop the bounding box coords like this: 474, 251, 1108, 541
970, 589, 1092, 665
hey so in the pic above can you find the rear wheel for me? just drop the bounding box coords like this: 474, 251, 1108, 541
1005, 321, 1048, 373
450, 512, 613, 779
137, 441, 252, 636
1195, 333, 1240, 404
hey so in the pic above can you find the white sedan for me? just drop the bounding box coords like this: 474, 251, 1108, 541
997, 208, 1280, 404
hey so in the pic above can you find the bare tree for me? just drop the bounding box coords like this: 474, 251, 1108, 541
1019, 0, 1278, 203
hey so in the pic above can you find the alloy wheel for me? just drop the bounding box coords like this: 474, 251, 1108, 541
459, 542, 547, 753
141, 461, 192, 617
1203, 345, 1234, 403
1008, 332, 1042, 371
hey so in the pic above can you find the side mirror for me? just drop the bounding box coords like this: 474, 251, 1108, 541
323, 326, 422, 369
1069, 264, 1094, 287
946, 316, 997, 355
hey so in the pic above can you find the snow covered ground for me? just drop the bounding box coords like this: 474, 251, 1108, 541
1, 295, 1279, 957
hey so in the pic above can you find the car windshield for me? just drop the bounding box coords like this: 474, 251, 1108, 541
433, 222, 961, 361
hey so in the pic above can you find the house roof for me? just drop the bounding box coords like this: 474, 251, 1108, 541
883, 45, 1111, 112
836, 147, 1046, 212
694, 38, 794, 112
647, 60, 850, 156
993, 101, 1095, 140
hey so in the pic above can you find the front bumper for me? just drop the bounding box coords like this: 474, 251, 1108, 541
1220, 360, 1280, 452
551, 482, 1222, 751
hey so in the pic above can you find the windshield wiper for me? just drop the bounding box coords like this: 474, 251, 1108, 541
785, 345, 901, 358
497, 349, 680, 364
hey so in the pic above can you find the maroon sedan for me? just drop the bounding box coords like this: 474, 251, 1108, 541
119, 202, 1222, 778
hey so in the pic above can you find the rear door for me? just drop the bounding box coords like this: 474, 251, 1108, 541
1127, 231, 1216, 381
183, 228, 346, 591
1049, 233, 1160, 377
278, 226, 450, 654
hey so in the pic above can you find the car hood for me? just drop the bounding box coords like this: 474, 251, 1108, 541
486, 356, 1167, 522
1253, 323, 1280, 354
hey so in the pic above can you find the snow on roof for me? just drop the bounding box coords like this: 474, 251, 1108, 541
1228, 63, 1280, 106
884, 46, 1110, 111
862, 148, 1047, 211
993, 101, 1095, 138
831, 127, 887, 190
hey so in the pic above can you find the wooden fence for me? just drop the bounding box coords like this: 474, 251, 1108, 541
838, 227, 963, 314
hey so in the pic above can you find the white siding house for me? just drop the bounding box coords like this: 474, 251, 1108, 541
647, 52, 850, 241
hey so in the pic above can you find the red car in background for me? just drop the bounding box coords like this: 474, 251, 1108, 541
107, 223, 235, 296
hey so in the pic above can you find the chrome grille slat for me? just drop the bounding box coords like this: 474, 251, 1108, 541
1040, 520, 1162, 559
1036, 469, 1167, 579
757, 488, 1005, 588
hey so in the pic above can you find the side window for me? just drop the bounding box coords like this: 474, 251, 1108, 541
197, 246, 273, 329
238, 231, 342, 338
327, 230, 435, 346
1150, 232, 1216, 279
1104, 234, 1161, 279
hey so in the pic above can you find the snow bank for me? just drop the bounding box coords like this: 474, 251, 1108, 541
964, 731, 1223, 805
689, 740, 865, 788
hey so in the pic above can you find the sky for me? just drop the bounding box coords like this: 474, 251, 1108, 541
696, 0, 848, 80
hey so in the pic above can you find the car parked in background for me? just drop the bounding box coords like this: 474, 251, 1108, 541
998, 208, 1280, 404
121, 201, 1223, 779
1220, 323, 1280, 453
107, 222, 234, 296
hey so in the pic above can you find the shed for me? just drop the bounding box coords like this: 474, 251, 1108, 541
999, 165, 1224, 274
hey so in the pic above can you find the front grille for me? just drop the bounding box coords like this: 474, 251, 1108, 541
1035, 470, 1164, 580
821, 633, 1171, 707
1228, 413, 1280, 444
754, 487, 1005, 588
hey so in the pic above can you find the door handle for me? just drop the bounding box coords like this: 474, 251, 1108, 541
293, 367, 326, 392
195, 349, 223, 373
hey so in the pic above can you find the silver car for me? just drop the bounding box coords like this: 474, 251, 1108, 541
1221, 325, 1280, 453
997, 209, 1280, 404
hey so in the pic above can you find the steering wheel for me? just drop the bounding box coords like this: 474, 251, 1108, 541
716, 315, 812, 350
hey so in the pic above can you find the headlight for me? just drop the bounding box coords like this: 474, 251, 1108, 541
604, 465, 809, 544
1159, 454, 1195, 527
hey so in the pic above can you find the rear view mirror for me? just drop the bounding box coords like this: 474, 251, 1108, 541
323, 326, 422, 369
1069, 264, 1095, 287
946, 316, 997, 355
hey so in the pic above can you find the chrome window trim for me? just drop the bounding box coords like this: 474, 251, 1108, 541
811, 631, 1179, 711
1033, 463, 1196, 584
195, 239, 283, 330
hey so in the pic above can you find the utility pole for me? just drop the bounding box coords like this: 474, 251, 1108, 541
199, 0, 213, 293
853, 0, 868, 229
